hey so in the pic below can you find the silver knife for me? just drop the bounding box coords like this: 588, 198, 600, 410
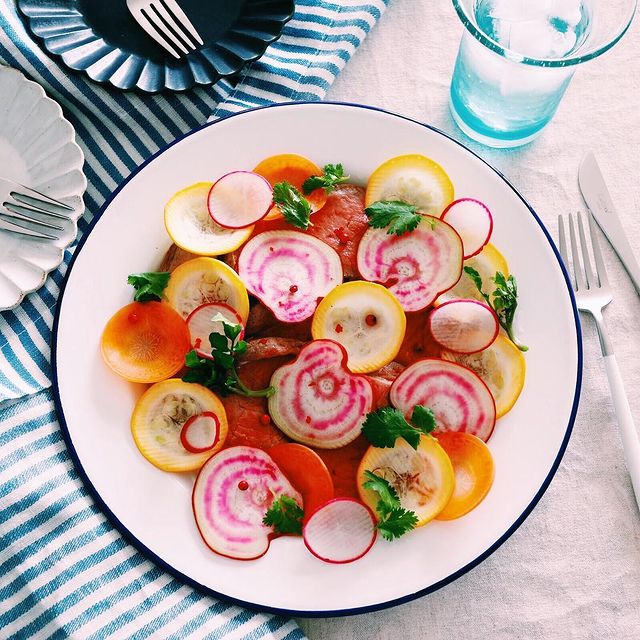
578, 151, 640, 295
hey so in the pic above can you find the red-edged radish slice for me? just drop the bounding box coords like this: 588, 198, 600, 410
303, 498, 377, 564
208, 171, 273, 229
440, 198, 493, 259
268, 340, 373, 449
238, 231, 343, 323
390, 359, 496, 442
180, 412, 221, 453
429, 299, 499, 354
357, 217, 463, 312
192, 446, 302, 560
186, 302, 244, 359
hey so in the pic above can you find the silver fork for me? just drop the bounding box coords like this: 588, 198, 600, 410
126, 0, 204, 59
0, 177, 74, 241
558, 211, 640, 511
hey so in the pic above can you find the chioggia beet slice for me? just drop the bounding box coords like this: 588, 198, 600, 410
390, 358, 496, 441
268, 340, 373, 448
238, 231, 343, 323
192, 446, 302, 560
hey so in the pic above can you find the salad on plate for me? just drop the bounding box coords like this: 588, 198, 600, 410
100, 152, 527, 564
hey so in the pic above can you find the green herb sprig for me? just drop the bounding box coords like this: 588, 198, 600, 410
361, 405, 436, 450
182, 317, 275, 398
127, 272, 170, 302
272, 182, 312, 230
464, 267, 528, 352
263, 495, 304, 535
362, 471, 418, 541
302, 163, 349, 194
364, 200, 424, 235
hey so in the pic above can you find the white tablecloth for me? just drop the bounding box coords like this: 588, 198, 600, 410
300, 1, 640, 637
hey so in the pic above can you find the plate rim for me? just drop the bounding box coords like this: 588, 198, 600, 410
51, 101, 583, 617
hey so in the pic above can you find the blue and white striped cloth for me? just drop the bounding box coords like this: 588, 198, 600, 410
0, 1, 387, 636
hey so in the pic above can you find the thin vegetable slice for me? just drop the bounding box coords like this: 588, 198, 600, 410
429, 299, 499, 354
357, 436, 454, 526
165, 257, 249, 321
302, 498, 377, 564
365, 154, 454, 216
357, 216, 463, 312
131, 379, 228, 472
186, 302, 244, 359
390, 359, 496, 441
435, 432, 495, 520
164, 183, 253, 256
101, 301, 190, 384
441, 334, 526, 418
312, 281, 406, 373
207, 171, 273, 229
192, 446, 301, 560
253, 153, 327, 220
180, 412, 221, 454
440, 198, 493, 259
238, 231, 342, 323
437, 243, 509, 304
268, 443, 334, 520
268, 340, 373, 449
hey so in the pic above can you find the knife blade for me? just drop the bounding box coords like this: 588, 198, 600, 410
578, 151, 640, 295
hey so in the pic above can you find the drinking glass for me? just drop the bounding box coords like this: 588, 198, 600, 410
449, 0, 637, 148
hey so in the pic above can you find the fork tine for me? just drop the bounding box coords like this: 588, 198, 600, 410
6, 195, 72, 220
568, 213, 586, 291
130, 6, 182, 58
576, 211, 595, 289
151, 2, 197, 51
9, 184, 74, 211
143, 7, 189, 55
557, 215, 572, 281
588, 212, 610, 289
0, 216, 59, 241
0, 209, 64, 232
162, 0, 204, 45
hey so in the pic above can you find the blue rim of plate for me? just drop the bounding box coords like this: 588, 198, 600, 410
17, 0, 295, 93
51, 102, 583, 617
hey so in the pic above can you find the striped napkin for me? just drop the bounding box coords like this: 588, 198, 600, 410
0, 1, 387, 637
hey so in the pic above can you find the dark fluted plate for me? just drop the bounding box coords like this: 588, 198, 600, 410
18, 0, 294, 92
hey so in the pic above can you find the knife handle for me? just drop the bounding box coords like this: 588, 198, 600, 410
604, 354, 640, 513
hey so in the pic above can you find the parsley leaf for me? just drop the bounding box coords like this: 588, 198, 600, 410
365, 200, 423, 235
302, 163, 349, 194
262, 495, 304, 535
361, 406, 435, 450
464, 267, 528, 352
182, 320, 275, 398
362, 471, 418, 541
127, 272, 170, 302
272, 182, 312, 230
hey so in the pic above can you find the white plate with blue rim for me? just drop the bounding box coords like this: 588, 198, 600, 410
0, 66, 85, 311
52, 102, 581, 615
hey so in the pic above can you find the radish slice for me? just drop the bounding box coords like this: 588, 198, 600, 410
238, 231, 343, 323
268, 340, 373, 449
192, 446, 302, 560
429, 300, 499, 354
303, 498, 377, 564
440, 198, 493, 259
357, 217, 463, 312
390, 359, 496, 442
186, 302, 244, 359
180, 412, 221, 453
208, 171, 273, 229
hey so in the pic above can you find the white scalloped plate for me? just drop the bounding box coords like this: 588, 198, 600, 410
0, 66, 85, 310
53, 103, 581, 616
